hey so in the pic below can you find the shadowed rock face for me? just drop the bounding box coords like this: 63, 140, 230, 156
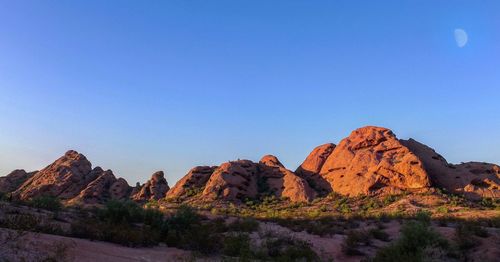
8, 150, 133, 205
0, 170, 37, 193
295, 143, 336, 196
401, 139, 500, 200
259, 155, 315, 202
319, 126, 431, 196
166, 166, 217, 199
69, 169, 131, 205
13, 151, 96, 200
131, 171, 170, 201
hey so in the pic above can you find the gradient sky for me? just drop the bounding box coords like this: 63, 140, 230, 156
1, 1, 499, 185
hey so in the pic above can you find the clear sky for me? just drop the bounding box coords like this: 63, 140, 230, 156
1, 1, 499, 185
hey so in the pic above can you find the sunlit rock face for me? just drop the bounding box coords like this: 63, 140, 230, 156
318, 126, 431, 196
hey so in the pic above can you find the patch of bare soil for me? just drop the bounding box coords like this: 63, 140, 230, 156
0, 228, 191, 262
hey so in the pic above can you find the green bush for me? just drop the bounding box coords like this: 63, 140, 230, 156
29, 196, 62, 212
227, 217, 259, 232
372, 220, 450, 262
223, 233, 252, 258
341, 230, 371, 256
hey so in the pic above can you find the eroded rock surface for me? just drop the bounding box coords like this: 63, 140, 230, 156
0, 170, 36, 193
166, 166, 217, 199
131, 171, 170, 201
319, 126, 431, 196
295, 143, 336, 195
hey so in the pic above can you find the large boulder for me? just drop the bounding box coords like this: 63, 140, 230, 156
202, 160, 259, 201
13, 150, 97, 200
0, 169, 37, 193
402, 139, 500, 199
131, 171, 170, 201
259, 155, 315, 202
319, 126, 431, 196
166, 166, 217, 200
69, 168, 130, 205
295, 143, 336, 195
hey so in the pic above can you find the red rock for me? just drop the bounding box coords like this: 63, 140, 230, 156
202, 160, 259, 201
166, 166, 217, 199
0, 169, 37, 193
319, 126, 431, 196
70, 169, 130, 205
131, 171, 170, 201
402, 139, 500, 199
14, 150, 96, 200
259, 155, 315, 202
295, 143, 336, 195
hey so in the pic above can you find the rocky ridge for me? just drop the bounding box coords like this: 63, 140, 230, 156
1, 126, 499, 205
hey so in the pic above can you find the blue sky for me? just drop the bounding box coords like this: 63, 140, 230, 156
1, 1, 499, 185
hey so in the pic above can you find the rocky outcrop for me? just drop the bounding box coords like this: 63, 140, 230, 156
131, 171, 170, 201
69, 169, 131, 205
166, 166, 217, 199
199, 156, 314, 202
0, 170, 37, 193
402, 139, 500, 199
319, 126, 431, 196
10, 150, 134, 205
295, 143, 336, 195
13, 151, 97, 200
259, 155, 315, 202
202, 160, 259, 201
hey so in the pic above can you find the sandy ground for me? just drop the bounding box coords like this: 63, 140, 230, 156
0, 228, 191, 262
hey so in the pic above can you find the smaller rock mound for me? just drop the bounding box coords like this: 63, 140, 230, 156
259, 155, 315, 202
0, 170, 37, 193
202, 160, 259, 201
70, 168, 130, 205
131, 171, 170, 201
166, 166, 217, 199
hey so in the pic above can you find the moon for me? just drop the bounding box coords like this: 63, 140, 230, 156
454, 28, 468, 47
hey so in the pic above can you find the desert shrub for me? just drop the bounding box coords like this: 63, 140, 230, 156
341, 230, 371, 256
479, 197, 495, 208
222, 233, 252, 258
414, 210, 431, 226
0, 213, 40, 231
227, 217, 259, 232
436, 206, 449, 214
98, 200, 144, 224
369, 228, 390, 242
29, 196, 62, 212
259, 235, 319, 261
372, 220, 450, 262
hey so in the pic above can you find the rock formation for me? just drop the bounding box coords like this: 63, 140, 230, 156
166, 166, 217, 199
8, 150, 133, 205
402, 139, 500, 199
13, 151, 96, 200
318, 126, 431, 196
69, 169, 131, 205
131, 171, 170, 201
259, 155, 315, 202
0, 169, 36, 193
295, 143, 336, 195
202, 160, 259, 201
